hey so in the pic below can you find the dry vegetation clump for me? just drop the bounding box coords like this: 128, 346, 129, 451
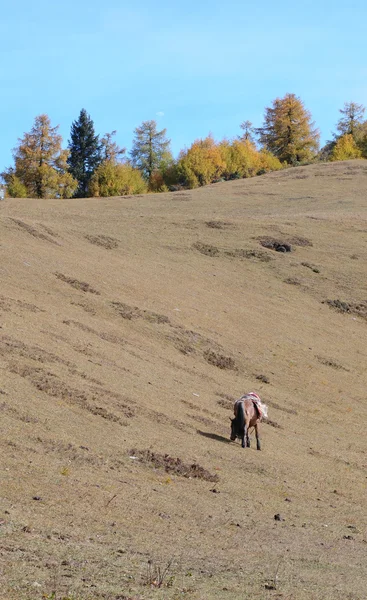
284, 277, 301, 285
111, 301, 170, 324
259, 237, 293, 252
323, 298, 367, 319
301, 261, 320, 273
316, 356, 350, 371
55, 272, 100, 294
224, 248, 272, 262
259, 235, 312, 253
192, 241, 220, 256
85, 233, 119, 249
129, 449, 219, 482
203, 349, 237, 370
9, 218, 59, 244
205, 220, 231, 229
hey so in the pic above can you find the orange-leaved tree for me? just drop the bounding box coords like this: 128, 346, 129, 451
256, 93, 319, 165
3, 114, 77, 198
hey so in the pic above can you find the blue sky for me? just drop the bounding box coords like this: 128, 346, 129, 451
1, 0, 366, 170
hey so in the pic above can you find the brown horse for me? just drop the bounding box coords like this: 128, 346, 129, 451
230, 393, 268, 450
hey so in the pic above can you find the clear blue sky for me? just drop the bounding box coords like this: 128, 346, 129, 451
1, 0, 366, 170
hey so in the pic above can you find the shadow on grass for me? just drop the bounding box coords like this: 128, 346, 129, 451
197, 430, 231, 444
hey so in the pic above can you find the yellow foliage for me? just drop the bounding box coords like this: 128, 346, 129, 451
10, 114, 77, 198
258, 149, 284, 173
88, 161, 147, 196
219, 139, 262, 178
330, 134, 362, 161
177, 136, 225, 188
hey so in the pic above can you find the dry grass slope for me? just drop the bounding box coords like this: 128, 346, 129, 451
0, 160, 367, 600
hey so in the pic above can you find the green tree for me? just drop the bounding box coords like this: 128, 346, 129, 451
2, 114, 77, 198
67, 109, 102, 197
88, 162, 147, 197
256, 93, 319, 164
336, 102, 365, 139
130, 120, 171, 184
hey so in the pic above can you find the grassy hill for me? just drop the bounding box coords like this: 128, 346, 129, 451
1, 159, 366, 600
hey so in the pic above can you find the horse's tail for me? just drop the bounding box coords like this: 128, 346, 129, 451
237, 400, 245, 430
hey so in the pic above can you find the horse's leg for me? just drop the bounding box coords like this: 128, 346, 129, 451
255, 423, 261, 450
241, 423, 246, 448
243, 416, 250, 448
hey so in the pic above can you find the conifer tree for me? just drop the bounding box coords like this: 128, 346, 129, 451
100, 131, 126, 163
256, 93, 319, 164
67, 109, 102, 197
239, 120, 256, 144
330, 134, 362, 161
336, 102, 365, 138
130, 120, 171, 183
2, 114, 76, 198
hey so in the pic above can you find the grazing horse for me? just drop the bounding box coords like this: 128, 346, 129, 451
230, 392, 268, 450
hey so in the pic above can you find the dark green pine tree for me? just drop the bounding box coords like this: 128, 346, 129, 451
67, 109, 102, 197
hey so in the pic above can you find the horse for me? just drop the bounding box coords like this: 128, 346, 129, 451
230, 392, 268, 450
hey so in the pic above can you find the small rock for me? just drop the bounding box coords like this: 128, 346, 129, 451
274, 513, 285, 521
32, 496, 42, 501
343, 535, 354, 540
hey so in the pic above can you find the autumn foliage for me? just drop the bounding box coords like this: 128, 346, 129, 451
1, 96, 366, 199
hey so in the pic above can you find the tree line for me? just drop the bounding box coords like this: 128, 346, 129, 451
2, 95, 366, 199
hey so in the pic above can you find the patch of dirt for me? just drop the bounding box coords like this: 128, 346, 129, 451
7, 362, 134, 422
85, 234, 119, 249
192, 242, 220, 256
0, 295, 45, 314
129, 449, 219, 482
316, 356, 350, 371
55, 272, 100, 294
224, 248, 272, 262
301, 261, 320, 273
284, 277, 301, 285
8, 218, 60, 244
203, 349, 237, 371
111, 301, 170, 324
323, 299, 367, 319
63, 319, 125, 345
259, 237, 293, 252
205, 220, 231, 229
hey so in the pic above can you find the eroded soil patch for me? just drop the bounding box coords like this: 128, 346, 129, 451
85, 234, 119, 249
323, 299, 367, 320
55, 273, 100, 295
129, 449, 219, 482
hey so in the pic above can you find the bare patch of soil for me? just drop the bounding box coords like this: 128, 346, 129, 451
192, 241, 220, 256
205, 220, 231, 229
259, 237, 293, 252
111, 301, 170, 324
85, 234, 119, 249
8, 218, 60, 244
316, 356, 350, 371
301, 261, 320, 273
129, 449, 219, 482
55, 272, 100, 294
203, 349, 237, 370
323, 299, 367, 319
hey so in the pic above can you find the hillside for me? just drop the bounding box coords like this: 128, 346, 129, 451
1, 159, 367, 600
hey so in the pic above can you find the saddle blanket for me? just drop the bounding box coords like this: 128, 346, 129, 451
238, 392, 268, 420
